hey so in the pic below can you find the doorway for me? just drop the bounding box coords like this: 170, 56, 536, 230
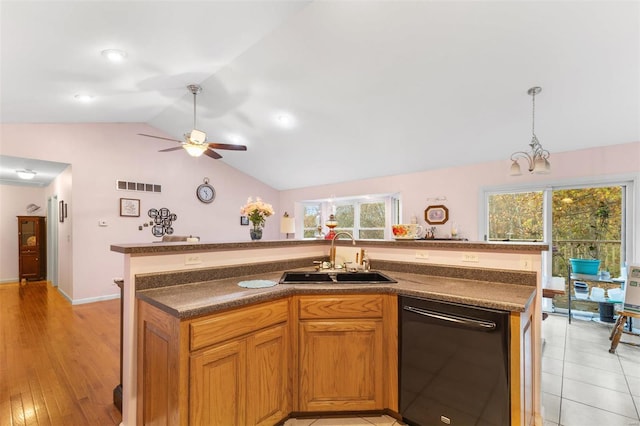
47, 195, 59, 287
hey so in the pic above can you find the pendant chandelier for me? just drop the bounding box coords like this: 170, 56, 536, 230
510, 86, 550, 175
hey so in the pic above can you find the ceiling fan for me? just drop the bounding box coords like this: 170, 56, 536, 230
138, 84, 247, 159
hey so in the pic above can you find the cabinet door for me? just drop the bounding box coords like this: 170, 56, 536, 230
298, 319, 383, 411
19, 253, 40, 279
247, 323, 291, 426
190, 339, 247, 425
19, 218, 38, 249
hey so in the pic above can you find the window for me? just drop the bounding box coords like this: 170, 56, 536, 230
487, 191, 544, 242
302, 204, 322, 238
301, 194, 398, 240
359, 201, 386, 239
482, 179, 632, 282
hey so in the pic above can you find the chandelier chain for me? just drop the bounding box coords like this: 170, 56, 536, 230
531, 90, 536, 137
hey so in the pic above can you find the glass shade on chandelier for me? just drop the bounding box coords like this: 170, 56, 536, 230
510, 86, 550, 176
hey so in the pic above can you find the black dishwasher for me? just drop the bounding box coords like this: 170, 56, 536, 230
399, 296, 510, 426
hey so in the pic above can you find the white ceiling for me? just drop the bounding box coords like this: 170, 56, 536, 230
1, 1, 638, 190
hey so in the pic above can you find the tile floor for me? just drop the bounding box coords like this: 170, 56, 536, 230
541, 313, 640, 426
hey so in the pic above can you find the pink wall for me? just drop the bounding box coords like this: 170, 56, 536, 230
279, 141, 640, 248
0, 123, 280, 302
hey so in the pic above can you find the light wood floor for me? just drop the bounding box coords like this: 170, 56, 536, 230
0, 281, 122, 425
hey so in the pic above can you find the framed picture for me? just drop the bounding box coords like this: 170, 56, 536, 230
425, 204, 449, 225
240, 216, 249, 226
120, 198, 140, 217
59, 200, 64, 223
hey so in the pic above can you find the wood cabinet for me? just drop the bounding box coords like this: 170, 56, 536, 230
137, 290, 533, 424
17, 216, 46, 281
137, 298, 291, 426
295, 294, 397, 413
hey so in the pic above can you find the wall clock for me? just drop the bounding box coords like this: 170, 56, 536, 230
196, 178, 216, 204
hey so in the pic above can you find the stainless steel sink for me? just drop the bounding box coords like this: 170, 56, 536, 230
279, 271, 396, 284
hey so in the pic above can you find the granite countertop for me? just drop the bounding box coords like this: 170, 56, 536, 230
112, 239, 549, 254
136, 269, 536, 319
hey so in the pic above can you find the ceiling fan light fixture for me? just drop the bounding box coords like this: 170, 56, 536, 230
16, 169, 37, 180
189, 129, 206, 144
183, 143, 207, 157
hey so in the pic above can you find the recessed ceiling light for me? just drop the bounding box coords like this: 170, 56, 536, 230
16, 169, 37, 180
101, 49, 127, 62
226, 133, 245, 144
74, 94, 94, 102
274, 112, 296, 129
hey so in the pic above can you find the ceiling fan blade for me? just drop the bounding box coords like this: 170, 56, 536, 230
204, 149, 223, 159
158, 146, 184, 152
138, 133, 182, 143
206, 142, 247, 151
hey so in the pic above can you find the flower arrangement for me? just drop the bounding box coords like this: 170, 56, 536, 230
240, 197, 274, 229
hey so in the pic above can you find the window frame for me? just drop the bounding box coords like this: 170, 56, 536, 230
299, 194, 399, 240
480, 175, 636, 284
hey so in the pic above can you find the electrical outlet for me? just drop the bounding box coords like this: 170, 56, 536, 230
185, 254, 202, 265
415, 251, 429, 260
462, 253, 479, 263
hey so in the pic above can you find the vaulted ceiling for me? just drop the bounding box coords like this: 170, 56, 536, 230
1, 1, 638, 190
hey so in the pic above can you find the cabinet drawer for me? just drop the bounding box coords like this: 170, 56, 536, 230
190, 299, 288, 351
298, 295, 383, 319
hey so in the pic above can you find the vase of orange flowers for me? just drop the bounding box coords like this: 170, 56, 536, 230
240, 197, 274, 240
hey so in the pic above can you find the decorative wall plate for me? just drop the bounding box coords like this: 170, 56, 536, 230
425, 204, 449, 225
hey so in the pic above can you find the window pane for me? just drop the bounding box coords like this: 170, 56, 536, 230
360, 202, 385, 227
360, 229, 384, 239
303, 229, 317, 238
303, 205, 321, 229
488, 192, 543, 241
552, 187, 622, 276
335, 205, 354, 227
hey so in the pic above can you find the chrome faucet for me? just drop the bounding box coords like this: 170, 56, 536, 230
330, 231, 356, 269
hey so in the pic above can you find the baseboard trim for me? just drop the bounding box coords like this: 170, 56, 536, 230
71, 293, 120, 305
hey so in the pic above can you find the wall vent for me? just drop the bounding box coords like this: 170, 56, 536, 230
116, 180, 161, 193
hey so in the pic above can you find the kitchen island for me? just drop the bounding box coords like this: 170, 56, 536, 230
112, 239, 547, 426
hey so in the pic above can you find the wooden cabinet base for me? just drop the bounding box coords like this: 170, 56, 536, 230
137, 292, 533, 425
137, 299, 291, 426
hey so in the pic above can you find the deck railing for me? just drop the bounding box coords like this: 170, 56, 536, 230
552, 240, 622, 278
